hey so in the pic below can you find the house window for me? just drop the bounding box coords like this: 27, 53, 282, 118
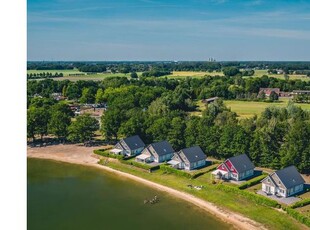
267, 178, 270, 183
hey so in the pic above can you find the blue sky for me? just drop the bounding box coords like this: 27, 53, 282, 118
27, 0, 310, 61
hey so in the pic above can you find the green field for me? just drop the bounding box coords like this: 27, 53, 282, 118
163, 70, 310, 81
224, 99, 310, 118
27, 69, 143, 81
192, 99, 310, 118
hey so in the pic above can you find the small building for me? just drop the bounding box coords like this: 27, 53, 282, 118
110, 135, 145, 156
135, 140, 174, 163
201, 97, 219, 104
259, 88, 280, 97
212, 154, 255, 181
261, 166, 305, 197
168, 146, 206, 171
292, 90, 310, 95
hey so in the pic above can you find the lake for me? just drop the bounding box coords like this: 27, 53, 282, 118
27, 158, 231, 230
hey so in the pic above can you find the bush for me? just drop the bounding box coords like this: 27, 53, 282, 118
119, 159, 159, 171
216, 184, 280, 208
290, 198, 310, 209
160, 164, 192, 179
93, 149, 124, 160
238, 174, 267, 189
284, 207, 310, 227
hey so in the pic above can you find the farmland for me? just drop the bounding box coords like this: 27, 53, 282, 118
193, 99, 310, 119
27, 69, 142, 81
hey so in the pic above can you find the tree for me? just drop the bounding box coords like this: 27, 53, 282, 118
222, 67, 241, 77
80, 88, 95, 104
68, 114, 99, 143
269, 91, 279, 101
130, 72, 138, 79
48, 103, 73, 139
168, 117, 186, 150
27, 107, 50, 141
95, 88, 105, 104
101, 108, 123, 140
280, 121, 310, 173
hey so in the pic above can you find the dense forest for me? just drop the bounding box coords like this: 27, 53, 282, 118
27, 76, 310, 173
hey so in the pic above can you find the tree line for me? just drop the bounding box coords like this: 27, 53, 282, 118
27, 72, 64, 79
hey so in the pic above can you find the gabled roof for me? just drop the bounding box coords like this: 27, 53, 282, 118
273, 166, 305, 189
122, 135, 145, 150
149, 141, 174, 156
180, 146, 206, 163
227, 154, 255, 173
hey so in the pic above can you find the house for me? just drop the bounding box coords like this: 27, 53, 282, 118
212, 154, 255, 181
261, 166, 305, 197
110, 135, 145, 156
135, 141, 174, 163
258, 88, 280, 97
167, 146, 206, 170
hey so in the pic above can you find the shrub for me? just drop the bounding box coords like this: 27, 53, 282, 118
290, 199, 310, 209
216, 184, 280, 208
93, 149, 124, 160
160, 164, 192, 179
119, 159, 159, 172
284, 207, 310, 227
238, 174, 267, 189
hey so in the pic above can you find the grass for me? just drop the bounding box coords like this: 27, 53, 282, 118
296, 205, 310, 218
99, 158, 306, 230
27, 69, 143, 81
224, 99, 310, 119
252, 70, 310, 81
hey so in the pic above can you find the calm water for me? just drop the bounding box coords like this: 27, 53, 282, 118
27, 158, 230, 230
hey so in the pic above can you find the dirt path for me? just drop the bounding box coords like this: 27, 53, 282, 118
27, 144, 267, 230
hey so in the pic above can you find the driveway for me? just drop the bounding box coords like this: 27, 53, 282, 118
256, 190, 301, 205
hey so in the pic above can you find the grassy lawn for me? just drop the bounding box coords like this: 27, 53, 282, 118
296, 205, 310, 218
101, 158, 306, 230
224, 99, 310, 119
164, 71, 224, 79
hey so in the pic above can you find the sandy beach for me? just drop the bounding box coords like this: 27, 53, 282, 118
27, 144, 267, 230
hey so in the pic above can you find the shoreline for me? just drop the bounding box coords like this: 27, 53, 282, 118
27, 145, 266, 230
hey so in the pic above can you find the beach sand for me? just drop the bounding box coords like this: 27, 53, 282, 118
27, 144, 266, 230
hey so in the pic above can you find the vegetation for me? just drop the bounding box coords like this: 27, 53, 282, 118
238, 174, 267, 189
284, 207, 310, 227
290, 199, 310, 209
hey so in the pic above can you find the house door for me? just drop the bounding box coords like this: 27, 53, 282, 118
266, 186, 270, 193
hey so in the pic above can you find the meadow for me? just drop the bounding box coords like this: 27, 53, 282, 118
192, 99, 310, 119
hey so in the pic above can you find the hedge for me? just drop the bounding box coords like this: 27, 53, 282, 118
119, 159, 160, 172
284, 207, 310, 227
216, 184, 280, 208
290, 198, 310, 209
93, 149, 124, 160
160, 164, 192, 179
238, 174, 267, 189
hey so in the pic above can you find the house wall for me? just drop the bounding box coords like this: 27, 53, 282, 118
262, 183, 276, 194
287, 184, 304, 197
129, 147, 144, 156
158, 153, 173, 163
239, 169, 254, 180
188, 160, 205, 170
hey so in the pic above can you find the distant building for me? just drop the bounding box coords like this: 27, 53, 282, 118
201, 97, 219, 104
168, 146, 206, 170
292, 90, 310, 95
261, 166, 305, 197
135, 140, 174, 163
212, 154, 255, 181
259, 88, 280, 97
110, 135, 145, 156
